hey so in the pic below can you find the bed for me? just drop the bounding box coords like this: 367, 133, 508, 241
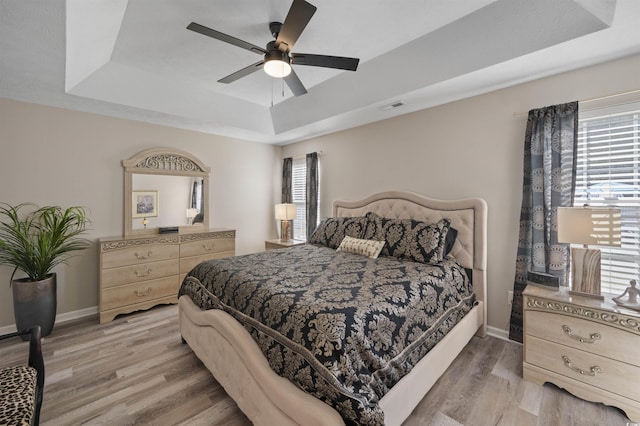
178, 191, 487, 425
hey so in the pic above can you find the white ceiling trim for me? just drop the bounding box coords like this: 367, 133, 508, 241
2, 0, 637, 145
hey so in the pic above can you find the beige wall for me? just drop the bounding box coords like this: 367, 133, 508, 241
283, 53, 640, 335
0, 99, 281, 328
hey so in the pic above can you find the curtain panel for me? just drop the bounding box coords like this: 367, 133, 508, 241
508, 101, 578, 343
306, 152, 319, 239
282, 157, 292, 203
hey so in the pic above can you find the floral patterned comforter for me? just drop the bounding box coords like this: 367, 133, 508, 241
179, 244, 475, 425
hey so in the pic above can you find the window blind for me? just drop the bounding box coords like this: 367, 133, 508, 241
291, 157, 307, 240
575, 105, 640, 295
291, 155, 320, 240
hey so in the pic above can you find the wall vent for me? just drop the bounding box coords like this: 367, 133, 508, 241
379, 100, 405, 111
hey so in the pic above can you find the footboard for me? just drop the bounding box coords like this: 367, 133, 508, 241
178, 296, 344, 426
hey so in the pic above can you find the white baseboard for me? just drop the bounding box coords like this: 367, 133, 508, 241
487, 325, 515, 342
0, 306, 98, 335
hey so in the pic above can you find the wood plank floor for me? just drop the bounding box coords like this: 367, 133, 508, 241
0, 305, 632, 426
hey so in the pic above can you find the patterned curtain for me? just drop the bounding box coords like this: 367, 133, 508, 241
282, 157, 292, 203
191, 179, 204, 213
306, 152, 319, 239
191, 181, 198, 209
508, 101, 578, 343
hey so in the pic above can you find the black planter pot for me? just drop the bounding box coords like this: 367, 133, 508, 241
12, 273, 57, 340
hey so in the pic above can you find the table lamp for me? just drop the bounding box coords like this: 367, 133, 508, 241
557, 206, 621, 299
275, 203, 297, 242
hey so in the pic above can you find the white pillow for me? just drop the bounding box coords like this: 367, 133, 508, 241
336, 236, 385, 259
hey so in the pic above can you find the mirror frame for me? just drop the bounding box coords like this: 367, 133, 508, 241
123, 147, 210, 237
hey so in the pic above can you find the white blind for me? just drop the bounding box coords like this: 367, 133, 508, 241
575, 105, 640, 295
290, 155, 320, 240
291, 157, 307, 240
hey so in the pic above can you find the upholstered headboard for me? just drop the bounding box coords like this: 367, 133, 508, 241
333, 191, 487, 335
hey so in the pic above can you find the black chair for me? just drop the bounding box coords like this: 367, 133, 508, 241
0, 326, 44, 425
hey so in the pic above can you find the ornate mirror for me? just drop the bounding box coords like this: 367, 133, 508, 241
123, 148, 210, 237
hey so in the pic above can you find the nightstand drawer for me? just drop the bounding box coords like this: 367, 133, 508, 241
101, 276, 179, 310
526, 335, 640, 401
180, 238, 235, 257
526, 310, 640, 366
101, 259, 179, 289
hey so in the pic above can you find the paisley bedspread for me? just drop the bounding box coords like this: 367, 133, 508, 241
178, 243, 475, 425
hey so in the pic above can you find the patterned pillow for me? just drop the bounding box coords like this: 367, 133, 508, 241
363, 212, 452, 264
337, 236, 386, 258
308, 216, 367, 249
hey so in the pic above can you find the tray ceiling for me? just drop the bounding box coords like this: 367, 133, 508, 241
2, 0, 639, 144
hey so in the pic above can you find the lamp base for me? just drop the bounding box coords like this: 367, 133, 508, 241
571, 247, 602, 298
280, 220, 292, 242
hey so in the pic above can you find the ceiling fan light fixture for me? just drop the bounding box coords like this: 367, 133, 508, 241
264, 59, 292, 78
264, 50, 292, 78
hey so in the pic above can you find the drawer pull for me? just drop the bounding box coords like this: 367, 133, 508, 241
134, 269, 152, 278
561, 325, 601, 343
134, 251, 152, 260
562, 355, 602, 377
202, 243, 216, 250
134, 287, 152, 297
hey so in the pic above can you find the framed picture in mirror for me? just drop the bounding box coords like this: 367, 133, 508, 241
133, 190, 158, 218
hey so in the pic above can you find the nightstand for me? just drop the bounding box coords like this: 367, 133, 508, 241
264, 239, 306, 251
523, 284, 640, 422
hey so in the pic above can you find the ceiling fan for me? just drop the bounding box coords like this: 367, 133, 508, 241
186, 0, 359, 97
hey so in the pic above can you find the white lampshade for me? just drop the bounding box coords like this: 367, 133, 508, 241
557, 207, 621, 246
275, 204, 297, 220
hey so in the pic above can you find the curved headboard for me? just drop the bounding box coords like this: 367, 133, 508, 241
333, 191, 487, 335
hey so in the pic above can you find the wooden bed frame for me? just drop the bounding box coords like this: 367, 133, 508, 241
179, 191, 487, 426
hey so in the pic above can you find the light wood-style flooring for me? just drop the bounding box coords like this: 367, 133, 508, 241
0, 305, 632, 425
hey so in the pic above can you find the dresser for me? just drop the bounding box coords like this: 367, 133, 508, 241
523, 284, 640, 422
99, 229, 235, 323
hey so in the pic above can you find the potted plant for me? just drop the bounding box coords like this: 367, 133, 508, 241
0, 203, 90, 337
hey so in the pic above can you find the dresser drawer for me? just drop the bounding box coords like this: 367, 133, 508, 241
179, 250, 235, 274
526, 335, 640, 401
525, 310, 640, 366
102, 244, 179, 269
180, 238, 235, 258
100, 259, 179, 289
101, 276, 179, 310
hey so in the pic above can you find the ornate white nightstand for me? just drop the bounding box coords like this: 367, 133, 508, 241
523, 284, 640, 422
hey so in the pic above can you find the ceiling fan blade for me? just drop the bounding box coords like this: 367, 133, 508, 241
187, 22, 267, 55
218, 60, 264, 84
291, 53, 359, 71
283, 69, 307, 96
275, 0, 317, 52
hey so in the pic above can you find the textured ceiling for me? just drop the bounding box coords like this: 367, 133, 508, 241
1, 0, 639, 145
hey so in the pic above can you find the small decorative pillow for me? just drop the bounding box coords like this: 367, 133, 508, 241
337, 236, 386, 258
309, 216, 367, 249
363, 212, 452, 264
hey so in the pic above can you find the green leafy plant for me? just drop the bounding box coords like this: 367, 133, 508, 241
0, 203, 90, 283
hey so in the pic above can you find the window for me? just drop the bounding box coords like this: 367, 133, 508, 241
291, 156, 319, 240
575, 104, 640, 295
